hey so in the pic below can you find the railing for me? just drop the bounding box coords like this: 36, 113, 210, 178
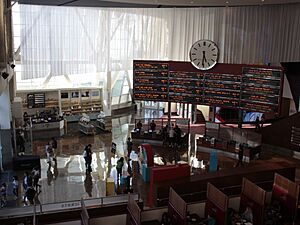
0, 193, 140, 220
33, 199, 37, 225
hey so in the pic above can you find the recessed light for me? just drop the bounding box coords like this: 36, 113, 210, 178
226, 1, 229, 4
190, 0, 194, 3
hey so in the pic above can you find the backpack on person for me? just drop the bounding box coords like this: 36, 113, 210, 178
116, 160, 123, 169
83, 150, 87, 158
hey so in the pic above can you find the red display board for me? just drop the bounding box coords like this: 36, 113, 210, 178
133, 60, 283, 113
150, 164, 190, 185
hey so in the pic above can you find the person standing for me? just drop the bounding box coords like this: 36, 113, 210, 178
12, 176, 19, 199
162, 125, 169, 146
129, 150, 139, 179
255, 116, 260, 132
168, 127, 175, 147
32, 167, 41, 192
116, 157, 124, 181
126, 137, 133, 157
149, 120, 156, 131
83, 144, 92, 173
136, 120, 143, 133
174, 125, 182, 147
17, 131, 25, 153
236, 144, 244, 167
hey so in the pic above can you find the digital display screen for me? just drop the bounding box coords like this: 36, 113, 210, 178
27, 93, 45, 108
241, 67, 282, 112
168, 94, 202, 104
133, 62, 169, 102
133, 61, 282, 113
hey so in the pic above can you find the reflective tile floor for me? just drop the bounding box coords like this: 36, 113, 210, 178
1, 108, 300, 210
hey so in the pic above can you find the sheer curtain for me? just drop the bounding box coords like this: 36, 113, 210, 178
16, 4, 300, 81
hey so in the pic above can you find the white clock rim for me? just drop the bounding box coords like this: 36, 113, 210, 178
189, 39, 219, 71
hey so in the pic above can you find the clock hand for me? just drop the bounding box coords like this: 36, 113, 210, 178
202, 51, 207, 62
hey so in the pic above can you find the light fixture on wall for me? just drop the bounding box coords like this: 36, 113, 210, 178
10, 64, 15, 69
1, 72, 9, 80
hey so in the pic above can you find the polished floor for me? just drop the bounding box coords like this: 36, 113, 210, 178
1, 108, 300, 210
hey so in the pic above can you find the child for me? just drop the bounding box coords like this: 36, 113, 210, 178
12, 176, 19, 198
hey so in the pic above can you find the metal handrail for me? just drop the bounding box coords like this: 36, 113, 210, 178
0, 193, 140, 219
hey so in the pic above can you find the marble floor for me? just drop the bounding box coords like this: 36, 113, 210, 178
1, 108, 300, 210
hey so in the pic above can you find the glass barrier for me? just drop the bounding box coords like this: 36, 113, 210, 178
0, 193, 139, 219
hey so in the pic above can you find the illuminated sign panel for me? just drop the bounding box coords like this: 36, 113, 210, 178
133, 61, 283, 113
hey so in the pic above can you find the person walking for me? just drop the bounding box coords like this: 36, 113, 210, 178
25, 185, 36, 205
51, 137, 58, 161
23, 172, 32, 203
126, 137, 133, 157
46, 142, 54, 164
32, 167, 41, 192
83, 144, 92, 173
12, 176, 19, 199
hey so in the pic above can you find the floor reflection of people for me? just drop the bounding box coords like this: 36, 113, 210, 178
53, 159, 58, 180
84, 173, 93, 197
47, 164, 54, 186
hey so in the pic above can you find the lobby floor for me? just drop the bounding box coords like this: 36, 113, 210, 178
1, 108, 300, 210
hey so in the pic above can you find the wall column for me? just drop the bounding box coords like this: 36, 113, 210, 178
0, 86, 13, 170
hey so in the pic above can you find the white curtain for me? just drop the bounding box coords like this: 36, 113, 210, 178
17, 3, 300, 80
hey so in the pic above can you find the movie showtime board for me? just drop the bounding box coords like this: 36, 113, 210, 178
133, 60, 283, 113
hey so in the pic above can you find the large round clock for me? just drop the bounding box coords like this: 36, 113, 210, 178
189, 39, 219, 70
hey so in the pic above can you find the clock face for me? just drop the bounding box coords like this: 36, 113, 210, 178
189, 39, 219, 70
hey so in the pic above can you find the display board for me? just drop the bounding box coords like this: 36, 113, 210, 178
133, 61, 283, 113
27, 93, 45, 108
133, 62, 169, 102
240, 67, 282, 113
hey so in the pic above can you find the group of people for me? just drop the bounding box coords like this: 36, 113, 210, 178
136, 120, 157, 133
22, 168, 41, 205
162, 124, 182, 148
116, 156, 133, 193
0, 167, 41, 208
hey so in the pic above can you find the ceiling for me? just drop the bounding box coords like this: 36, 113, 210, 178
17, 0, 300, 8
